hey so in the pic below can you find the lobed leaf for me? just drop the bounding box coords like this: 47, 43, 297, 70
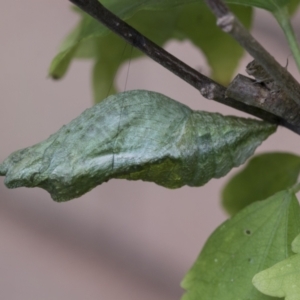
292, 232, 300, 253
49, 2, 187, 79
49, 2, 253, 102
49, 0, 299, 98
253, 229, 300, 300
287, 0, 300, 14
181, 190, 300, 300
91, 8, 181, 102
227, 0, 291, 12
0, 90, 275, 202
222, 153, 300, 216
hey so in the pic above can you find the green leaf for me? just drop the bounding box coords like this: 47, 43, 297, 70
91, 8, 181, 102
292, 232, 300, 252
49, 9, 105, 78
222, 153, 300, 216
181, 190, 300, 300
287, 0, 300, 14
273, 6, 300, 72
50, 0, 300, 92
227, 0, 290, 12
0, 90, 275, 202
49, 2, 186, 79
91, 3, 252, 101
253, 228, 300, 300
49, 2, 253, 101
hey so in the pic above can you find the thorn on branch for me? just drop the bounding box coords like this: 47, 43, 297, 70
200, 84, 217, 100
217, 14, 234, 32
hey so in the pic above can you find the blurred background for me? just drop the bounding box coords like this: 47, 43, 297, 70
1, 1, 300, 299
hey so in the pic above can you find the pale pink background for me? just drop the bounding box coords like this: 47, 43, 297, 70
0, 1, 300, 299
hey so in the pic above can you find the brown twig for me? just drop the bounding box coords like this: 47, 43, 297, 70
68, 0, 300, 134
226, 74, 300, 127
205, 0, 300, 108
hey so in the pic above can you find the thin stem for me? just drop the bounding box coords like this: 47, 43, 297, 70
289, 182, 300, 194
273, 7, 300, 72
68, 0, 300, 134
205, 0, 300, 108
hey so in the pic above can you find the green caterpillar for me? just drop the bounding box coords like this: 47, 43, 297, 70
0, 90, 276, 201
